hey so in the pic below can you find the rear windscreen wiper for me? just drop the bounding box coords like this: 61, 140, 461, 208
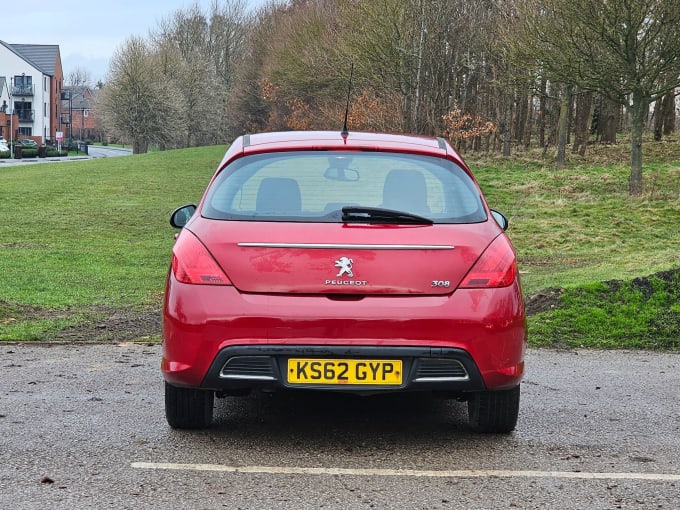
341, 206, 433, 225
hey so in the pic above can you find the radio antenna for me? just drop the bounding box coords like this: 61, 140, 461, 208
341, 63, 354, 137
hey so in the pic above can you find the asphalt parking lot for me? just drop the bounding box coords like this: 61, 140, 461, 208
1, 343, 679, 509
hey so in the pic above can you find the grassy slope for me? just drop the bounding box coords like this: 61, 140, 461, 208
468, 142, 680, 350
0, 147, 224, 339
1, 142, 678, 347
473, 159, 680, 295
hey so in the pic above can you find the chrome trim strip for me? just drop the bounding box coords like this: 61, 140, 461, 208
219, 374, 276, 381
414, 376, 470, 383
237, 243, 454, 250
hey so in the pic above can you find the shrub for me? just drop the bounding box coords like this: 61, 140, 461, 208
19, 148, 39, 158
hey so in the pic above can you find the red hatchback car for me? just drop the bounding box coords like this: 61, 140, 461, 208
162, 131, 526, 433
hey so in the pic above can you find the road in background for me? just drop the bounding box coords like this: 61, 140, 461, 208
0, 145, 131, 167
85, 145, 132, 158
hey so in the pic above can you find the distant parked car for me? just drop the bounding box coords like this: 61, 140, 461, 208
20, 139, 38, 147
0, 142, 9, 152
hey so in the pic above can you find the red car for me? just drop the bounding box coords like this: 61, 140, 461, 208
162, 131, 526, 433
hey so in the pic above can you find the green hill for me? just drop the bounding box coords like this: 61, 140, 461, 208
1, 144, 678, 347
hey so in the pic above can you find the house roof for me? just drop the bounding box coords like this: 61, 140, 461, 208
64, 85, 96, 109
1, 41, 60, 76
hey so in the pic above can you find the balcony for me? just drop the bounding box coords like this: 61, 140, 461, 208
12, 84, 34, 97
60, 113, 71, 125
17, 110, 35, 122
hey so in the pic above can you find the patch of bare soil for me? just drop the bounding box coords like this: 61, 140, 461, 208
53, 307, 162, 342
524, 267, 680, 316
0, 301, 161, 342
525, 288, 566, 315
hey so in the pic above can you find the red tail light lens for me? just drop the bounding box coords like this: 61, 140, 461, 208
460, 235, 517, 288
172, 231, 231, 285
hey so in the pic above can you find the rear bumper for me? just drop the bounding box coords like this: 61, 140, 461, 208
199, 344, 486, 394
162, 274, 526, 393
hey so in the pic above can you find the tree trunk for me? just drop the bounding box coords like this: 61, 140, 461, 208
556, 85, 572, 168
628, 92, 648, 196
538, 79, 547, 148
523, 93, 533, 148
412, 0, 425, 133
652, 98, 663, 141
572, 90, 593, 156
596, 95, 619, 144
502, 93, 513, 157
662, 90, 676, 136
514, 91, 528, 145
133, 139, 149, 154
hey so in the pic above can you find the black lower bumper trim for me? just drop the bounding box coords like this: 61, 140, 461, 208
201, 345, 486, 394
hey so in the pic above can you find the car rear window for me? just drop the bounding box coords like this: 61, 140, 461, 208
201, 151, 486, 223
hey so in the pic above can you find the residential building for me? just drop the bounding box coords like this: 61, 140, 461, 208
0, 77, 17, 142
0, 40, 64, 144
62, 85, 98, 141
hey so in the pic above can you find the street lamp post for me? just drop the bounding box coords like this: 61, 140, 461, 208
9, 77, 13, 159
80, 97, 84, 141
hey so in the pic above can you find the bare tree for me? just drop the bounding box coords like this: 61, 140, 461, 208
98, 36, 182, 153
65, 67, 93, 87
511, 0, 680, 195
227, 1, 286, 134
151, 0, 250, 145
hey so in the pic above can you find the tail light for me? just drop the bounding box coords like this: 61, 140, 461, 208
172, 230, 231, 285
460, 235, 517, 288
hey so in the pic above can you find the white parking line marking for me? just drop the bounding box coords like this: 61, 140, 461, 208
131, 463, 680, 481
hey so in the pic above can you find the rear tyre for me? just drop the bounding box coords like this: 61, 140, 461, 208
165, 382, 214, 429
467, 385, 520, 433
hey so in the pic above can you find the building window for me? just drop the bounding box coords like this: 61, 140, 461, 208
19, 127, 32, 136
13, 75, 32, 95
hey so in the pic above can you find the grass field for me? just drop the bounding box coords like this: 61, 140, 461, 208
473, 158, 680, 295
0, 147, 225, 341
1, 142, 678, 347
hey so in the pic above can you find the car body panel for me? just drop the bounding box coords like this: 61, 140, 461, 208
162, 272, 526, 390
185, 220, 502, 295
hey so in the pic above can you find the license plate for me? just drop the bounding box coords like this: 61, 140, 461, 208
287, 359, 402, 385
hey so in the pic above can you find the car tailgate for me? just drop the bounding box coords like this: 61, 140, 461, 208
190, 221, 500, 295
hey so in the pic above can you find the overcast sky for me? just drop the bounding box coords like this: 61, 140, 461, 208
2, 0, 268, 83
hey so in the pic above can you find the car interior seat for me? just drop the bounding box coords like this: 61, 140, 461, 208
256, 177, 302, 215
381, 169, 430, 214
